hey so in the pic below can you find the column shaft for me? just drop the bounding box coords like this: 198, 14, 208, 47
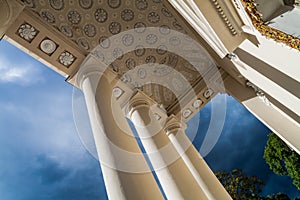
128, 97, 207, 200
165, 117, 232, 200
81, 73, 163, 200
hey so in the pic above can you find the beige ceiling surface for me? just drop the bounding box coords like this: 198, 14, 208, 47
22, 0, 193, 52
21, 0, 217, 109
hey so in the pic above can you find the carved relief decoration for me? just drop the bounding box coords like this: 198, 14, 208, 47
18, 23, 38, 42
21, 0, 218, 110
22, 0, 195, 52
40, 38, 57, 55
58, 51, 76, 67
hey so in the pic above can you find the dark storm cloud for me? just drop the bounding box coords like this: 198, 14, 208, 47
0, 39, 108, 199
194, 95, 300, 198
34, 154, 70, 185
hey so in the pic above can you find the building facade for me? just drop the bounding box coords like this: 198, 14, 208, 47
0, 0, 299, 199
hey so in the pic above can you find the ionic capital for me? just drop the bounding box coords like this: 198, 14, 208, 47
126, 91, 151, 120
164, 115, 187, 136
75, 54, 117, 90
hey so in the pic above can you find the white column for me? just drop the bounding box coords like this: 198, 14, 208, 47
165, 115, 232, 200
77, 62, 163, 199
127, 92, 207, 200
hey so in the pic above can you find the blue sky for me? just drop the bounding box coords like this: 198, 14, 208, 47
0, 39, 299, 199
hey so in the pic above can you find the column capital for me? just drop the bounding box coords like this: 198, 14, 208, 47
127, 91, 150, 118
75, 54, 118, 89
164, 115, 187, 136
126, 91, 167, 118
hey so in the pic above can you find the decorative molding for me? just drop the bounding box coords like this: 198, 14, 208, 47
182, 108, 192, 119
241, 0, 300, 51
153, 113, 161, 120
210, 0, 238, 35
204, 88, 214, 99
58, 51, 76, 67
167, 0, 229, 58
40, 38, 57, 55
17, 23, 38, 42
23, 0, 192, 52
112, 87, 124, 99
192, 99, 203, 109
246, 81, 271, 106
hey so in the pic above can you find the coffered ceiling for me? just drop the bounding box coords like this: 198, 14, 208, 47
20, 0, 219, 112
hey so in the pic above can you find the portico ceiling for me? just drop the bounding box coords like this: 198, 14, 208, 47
20, 0, 220, 113
21, 0, 194, 52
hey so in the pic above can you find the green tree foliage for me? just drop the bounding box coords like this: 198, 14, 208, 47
265, 193, 290, 200
215, 169, 264, 200
264, 133, 300, 190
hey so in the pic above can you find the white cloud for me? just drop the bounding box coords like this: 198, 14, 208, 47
0, 56, 43, 85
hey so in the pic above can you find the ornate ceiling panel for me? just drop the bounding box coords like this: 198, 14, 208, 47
21, 0, 218, 110
21, 0, 192, 52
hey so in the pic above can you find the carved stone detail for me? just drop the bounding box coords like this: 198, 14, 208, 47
113, 87, 124, 98
246, 81, 271, 106
192, 99, 203, 109
204, 89, 214, 99
182, 109, 192, 119
210, 0, 237, 35
94, 8, 108, 23
40, 39, 57, 55
68, 10, 81, 24
59, 51, 76, 67
18, 23, 38, 42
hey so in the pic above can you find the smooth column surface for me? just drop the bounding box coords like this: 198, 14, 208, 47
81, 73, 163, 200
165, 116, 232, 200
128, 95, 207, 200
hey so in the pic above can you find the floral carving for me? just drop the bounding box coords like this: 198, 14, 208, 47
159, 25, 171, 35
146, 56, 156, 64
122, 34, 134, 46
134, 22, 146, 33
99, 36, 110, 49
40, 10, 56, 23
60, 24, 73, 37
18, 23, 38, 42
68, 10, 81, 24
148, 12, 160, 23
59, 51, 76, 67
109, 22, 121, 35
146, 34, 158, 45
125, 58, 136, 69
192, 99, 203, 109
108, 0, 121, 8
84, 24, 96, 37
204, 89, 214, 99
77, 38, 90, 50
161, 7, 173, 17
182, 109, 192, 119
79, 0, 93, 9
156, 45, 167, 55
134, 45, 146, 57
112, 87, 124, 98
49, 0, 64, 10
121, 9, 134, 21
135, 0, 148, 11
94, 8, 108, 23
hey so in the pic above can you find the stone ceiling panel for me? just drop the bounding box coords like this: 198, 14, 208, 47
21, 0, 192, 52
20, 0, 220, 113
